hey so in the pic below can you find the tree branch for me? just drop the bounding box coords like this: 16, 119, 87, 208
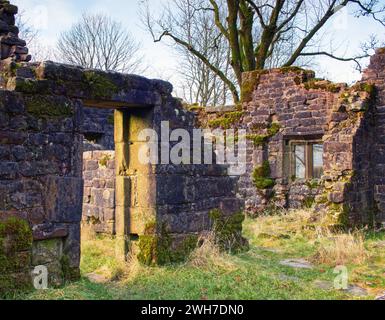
299, 51, 370, 72
209, 0, 229, 39
276, 0, 305, 32
244, 0, 266, 28
283, 0, 344, 66
155, 30, 239, 102
348, 0, 385, 26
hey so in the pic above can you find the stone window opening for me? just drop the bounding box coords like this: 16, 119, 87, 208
285, 139, 324, 181
84, 132, 103, 145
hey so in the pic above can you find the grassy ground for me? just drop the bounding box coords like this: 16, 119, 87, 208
12, 209, 385, 300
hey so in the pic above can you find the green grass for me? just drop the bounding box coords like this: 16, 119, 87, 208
10, 211, 385, 300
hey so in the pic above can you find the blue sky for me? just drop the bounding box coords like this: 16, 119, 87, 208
13, 0, 385, 95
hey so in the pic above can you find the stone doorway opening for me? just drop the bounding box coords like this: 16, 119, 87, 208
81, 103, 155, 261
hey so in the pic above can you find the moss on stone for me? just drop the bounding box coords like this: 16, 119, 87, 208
280, 66, 308, 74
252, 161, 275, 190
107, 114, 114, 125
0, 217, 33, 254
352, 83, 376, 97
187, 104, 205, 112
83, 71, 118, 99
60, 255, 80, 282
303, 196, 315, 209
267, 122, 281, 136
137, 222, 198, 266
306, 179, 320, 189
246, 123, 280, 147
137, 235, 157, 266
10, 62, 22, 76
241, 70, 268, 103
208, 111, 244, 129
304, 79, 342, 93
16, 79, 38, 93
25, 95, 73, 119
0, 217, 33, 297
99, 155, 111, 167
209, 209, 248, 253
246, 134, 269, 146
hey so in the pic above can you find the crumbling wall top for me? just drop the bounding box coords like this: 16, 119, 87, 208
0, 0, 30, 62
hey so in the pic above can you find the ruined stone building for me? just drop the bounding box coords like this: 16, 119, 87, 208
1, 1, 385, 293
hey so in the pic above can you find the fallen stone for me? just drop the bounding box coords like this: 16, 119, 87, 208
279, 259, 314, 269
86, 273, 109, 284
374, 241, 385, 248
375, 293, 385, 300
345, 285, 368, 297
257, 246, 281, 253
313, 280, 334, 290
278, 274, 301, 282
313, 280, 368, 297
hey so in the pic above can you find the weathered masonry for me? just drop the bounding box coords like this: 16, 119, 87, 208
196, 48, 385, 226
2, 0, 385, 295
0, 59, 243, 293
0, 1, 243, 291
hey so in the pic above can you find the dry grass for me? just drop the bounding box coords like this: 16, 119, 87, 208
245, 208, 370, 267
187, 233, 237, 271
312, 231, 369, 266
81, 230, 144, 283
245, 209, 325, 246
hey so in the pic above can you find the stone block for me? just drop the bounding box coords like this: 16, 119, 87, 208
32, 238, 63, 266
44, 176, 83, 223
156, 175, 188, 205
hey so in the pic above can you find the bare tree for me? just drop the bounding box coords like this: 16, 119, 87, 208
143, 0, 385, 103
16, 10, 54, 62
155, 0, 235, 106
57, 14, 146, 73
16, 10, 38, 46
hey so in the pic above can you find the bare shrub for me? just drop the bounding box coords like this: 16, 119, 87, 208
312, 231, 369, 266
188, 233, 237, 271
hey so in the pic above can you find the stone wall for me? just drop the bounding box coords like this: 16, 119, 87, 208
0, 88, 83, 293
195, 68, 336, 215
0, 0, 30, 62
195, 49, 385, 226
363, 48, 385, 223
0, 58, 244, 292
82, 107, 114, 151
82, 151, 115, 234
